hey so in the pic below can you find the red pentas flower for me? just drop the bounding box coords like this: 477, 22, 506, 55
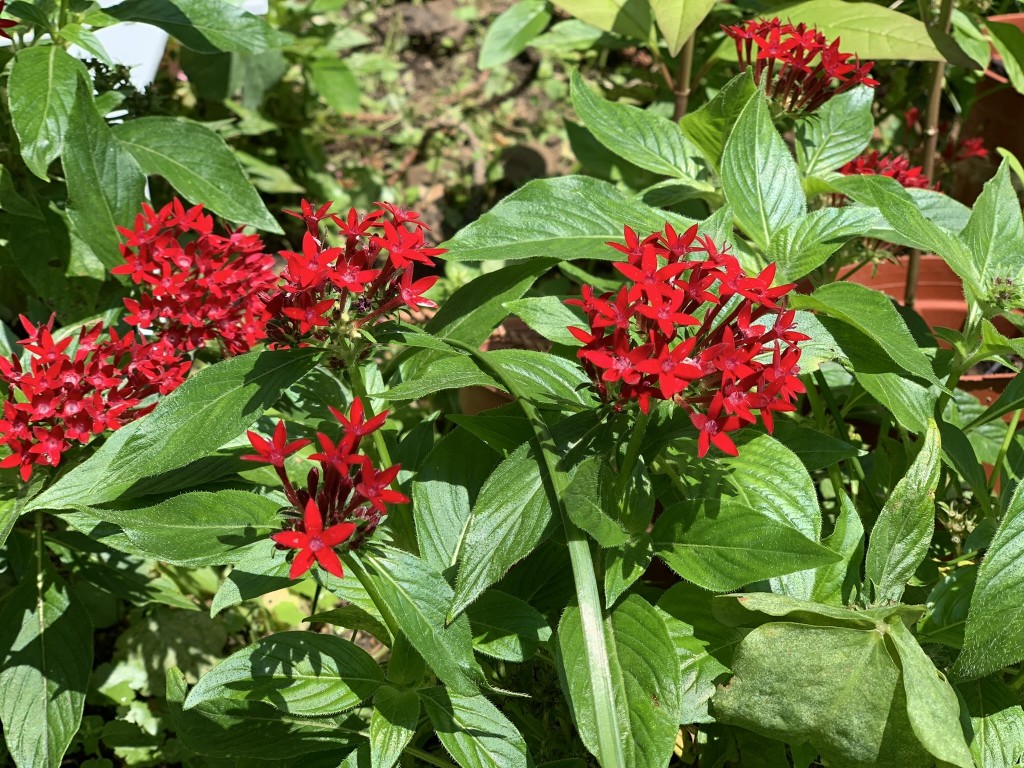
839, 151, 934, 190
259, 200, 443, 358
723, 17, 878, 114
0, 315, 190, 481
0, 1, 17, 39
567, 224, 808, 458
114, 199, 278, 357
244, 399, 407, 579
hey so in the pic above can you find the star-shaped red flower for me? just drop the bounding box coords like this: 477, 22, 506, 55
271, 499, 357, 579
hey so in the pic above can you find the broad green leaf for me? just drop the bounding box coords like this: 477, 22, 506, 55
988, 20, 1024, 95
81, 490, 282, 567
721, 94, 805, 250
829, 174, 980, 295
657, 583, 742, 723
558, 595, 681, 768
479, 1, 551, 68
64, 85, 146, 268
961, 161, 1024, 296
770, 421, 862, 471
916, 564, 975, 648
811, 491, 864, 606
680, 71, 757, 173
0, 500, 16, 551
769, 207, 878, 282
413, 430, 500, 575
440, 176, 694, 262
370, 687, 419, 768
795, 85, 875, 176
564, 456, 630, 547
956, 481, 1024, 678
967, 371, 1024, 428
383, 355, 498, 400
652, 498, 840, 592
550, 0, 650, 40
210, 541, 294, 617
713, 622, 932, 767
8, 45, 87, 179
185, 633, 383, 716
166, 667, 361, 759
712, 592, 923, 631
889, 621, 974, 768
357, 548, 481, 696
0, 166, 41, 219
533, 19, 620, 52
26, 349, 318, 511
603, 533, 653, 606
467, 589, 552, 661
651, 0, 715, 55
959, 678, 1024, 768
421, 688, 529, 768
776, 0, 941, 60
316, 571, 395, 647
309, 605, 393, 645
865, 421, 941, 604
107, 0, 289, 54
60, 23, 114, 66
571, 70, 705, 180
114, 117, 281, 232
790, 281, 939, 384
451, 442, 559, 617
0, 566, 92, 768
504, 296, 583, 346
309, 59, 360, 114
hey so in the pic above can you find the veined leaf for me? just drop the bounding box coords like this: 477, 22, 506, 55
651, 0, 715, 56
795, 85, 875, 176
421, 688, 530, 768
479, 1, 551, 68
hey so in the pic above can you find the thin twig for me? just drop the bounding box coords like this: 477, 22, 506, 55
673, 36, 696, 120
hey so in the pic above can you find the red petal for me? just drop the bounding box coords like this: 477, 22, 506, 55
289, 548, 316, 579
321, 522, 357, 547
315, 547, 345, 579
303, 498, 323, 536
271, 531, 307, 548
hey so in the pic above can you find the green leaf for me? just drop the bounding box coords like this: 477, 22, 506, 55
210, 541, 294, 617
503, 296, 583, 346
0, 565, 93, 768
558, 595, 681, 768
795, 85, 875, 176
657, 583, 742, 723
916, 564, 975, 648
413, 430, 499, 576
184, 632, 383, 716
956, 481, 1024, 679
564, 456, 630, 547
769, 207, 878, 282
961, 161, 1024, 292
309, 59, 360, 115
770, 421, 861, 471
651, 0, 715, 55
421, 688, 530, 768
960, 678, 1024, 768
166, 667, 361, 759
81, 490, 282, 567
811, 491, 865, 606
711, 592, 923, 631
550, 0, 650, 40
603, 533, 653, 606
889, 621, 974, 768
114, 117, 281, 232
479, 0, 551, 68
721, 93, 805, 250
60, 23, 114, 66
356, 548, 481, 696
939, 417, 991, 515
26, 349, 318, 511
451, 442, 559, 617
967, 371, 1024, 428
864, 421, 941, 604
571, 70, 706, 180
106, 0, 289, 54
467, 589, 552, 661
679, 71, 757, 173
713, 622, 931, 767
8, 45, 87, 179
652, 498, 841, 592
370, 687, 419, 768
64, 85, 146, 268
790, 281, 939, 384
988, 20, 1024, 95
0, 166, 41, 219
952, 11, 991, 69
440, 176, 694, 262
775, 0, 941, 60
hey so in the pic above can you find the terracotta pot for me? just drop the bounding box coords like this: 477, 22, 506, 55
953, 13, 1024, 203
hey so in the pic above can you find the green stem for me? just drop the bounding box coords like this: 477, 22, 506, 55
988, 409, 1022, 494
57, 0, 69, 32
405, 746, 458, 768
445, 338, 627, 768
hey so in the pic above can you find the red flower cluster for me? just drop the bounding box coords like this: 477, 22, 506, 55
723, 17, 878, 113
261, 200, 443, 351
839, 151, 934, 190
567, 225, 807, 458
0, 1, 16, 39
244, 400, 407, 579
943, 136, 988, 163
114, 200, 278, 357
0, 316, 189, 481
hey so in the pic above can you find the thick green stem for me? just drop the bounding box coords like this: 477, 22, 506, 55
989, 409, 1022, 494
446, 339, 627, 768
